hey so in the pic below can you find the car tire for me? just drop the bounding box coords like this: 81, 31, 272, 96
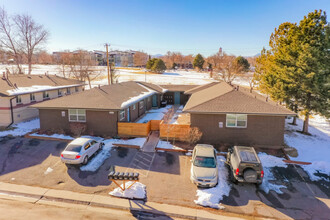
243, 168, 257, 182
82, 156, 88, 165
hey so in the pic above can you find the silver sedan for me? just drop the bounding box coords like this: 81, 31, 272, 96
61, 137, 103, 165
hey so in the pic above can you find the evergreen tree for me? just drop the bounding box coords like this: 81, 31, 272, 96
235, 56, 250, 72
254, 10, 330, 133
152, 58, 166, 73
146, 58, 166, 73
193, 54, 205, 70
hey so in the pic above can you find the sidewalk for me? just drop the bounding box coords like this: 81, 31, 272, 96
141, 131, 159, 152
0, 182, 245, 220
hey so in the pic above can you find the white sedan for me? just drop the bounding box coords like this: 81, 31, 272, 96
61, 137, 103, 165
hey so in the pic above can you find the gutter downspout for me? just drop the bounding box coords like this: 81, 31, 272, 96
6, 97, 16, 128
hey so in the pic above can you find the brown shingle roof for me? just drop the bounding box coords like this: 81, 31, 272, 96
138, 81, 166, 93
184, 82, 219, 95
31, 81, 160, 110
0, 74, 84, 96
183, 82, 296, 115
160, 84, 198, 92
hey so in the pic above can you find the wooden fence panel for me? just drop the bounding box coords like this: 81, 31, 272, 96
159, 121, 191, 141
118, 121, 151, 137
150, 120, 161, 131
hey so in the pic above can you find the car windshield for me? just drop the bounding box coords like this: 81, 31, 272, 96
65, 144, 82, 153
194, 156, 216, 168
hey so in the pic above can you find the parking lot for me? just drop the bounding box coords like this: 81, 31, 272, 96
0, 136, 329, 219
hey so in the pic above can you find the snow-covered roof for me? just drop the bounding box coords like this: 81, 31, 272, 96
6, 84, 83, 96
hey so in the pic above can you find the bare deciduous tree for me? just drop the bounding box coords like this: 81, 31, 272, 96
68, 50, 101, 89
133, 51, 148, 67
0, 7, 49, 74
183, 127, 202, 145
208, 52, 245, 84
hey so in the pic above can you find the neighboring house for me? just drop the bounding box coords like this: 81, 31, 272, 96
183, 82, 296, 147
160, 85, 197, 105
31, 81, 166, 136
0, 73, 85, 127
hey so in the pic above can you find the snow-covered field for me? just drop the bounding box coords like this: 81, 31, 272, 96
0, 118, 40, 137
109, 181, 146, 199
285, 116, 330, 181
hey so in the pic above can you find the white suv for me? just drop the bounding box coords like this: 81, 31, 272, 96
190, 144, 218, 187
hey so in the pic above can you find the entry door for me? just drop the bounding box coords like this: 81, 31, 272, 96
127, 108, 130, 122
174, 92, 180, 105
152, 95, 157, 107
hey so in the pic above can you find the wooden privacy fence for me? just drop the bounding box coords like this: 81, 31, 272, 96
118, 120, 191, 140
159, 120, 191, 141
118, 121, 151, 137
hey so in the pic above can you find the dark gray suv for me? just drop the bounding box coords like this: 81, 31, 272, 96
227, 146, 264, 185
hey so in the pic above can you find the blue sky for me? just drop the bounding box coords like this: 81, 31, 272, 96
2, 0, 329, 56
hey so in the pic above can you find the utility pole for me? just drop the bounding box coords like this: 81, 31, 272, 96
105, 43, 112, 85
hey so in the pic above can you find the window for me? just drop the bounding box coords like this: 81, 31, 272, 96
66, 88, 71, 94
139, 101, 144, 109
84, 143, 91, 150
120, 110, 125, 121
75, 87, 79, 92
16, 95, 22, 104
226, 114, 247, 128
30, 93, 35, 102
90, 140, 97, 146
43, 91, 49, 99
132, 104, 136, 110
69, 109, 86, 122
58, 89, 62, 97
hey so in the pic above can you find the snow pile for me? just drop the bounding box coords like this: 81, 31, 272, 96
156, 140, 183, 150
30, 133, 74, 140
109, 181, 146, 199
0, 118, 40, 137
258, 153, 287, 194
136, 106, 172, 123
194, 156, 231, 209
285, 116, 330, 181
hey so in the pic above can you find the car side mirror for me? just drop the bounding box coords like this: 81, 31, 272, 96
228, 148, 233, 153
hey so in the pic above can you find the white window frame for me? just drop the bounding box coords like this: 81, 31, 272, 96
30, 93, 35, 102
139, 101, 144, 109
226, 114, 247, 128
58, 89, 62, 97
43, 91, 49, 99
16, 95, 22, 104
132, 104, 136, 110
69, 109, 86, 122
120, 110, 125, 121
66, 88, 71, 94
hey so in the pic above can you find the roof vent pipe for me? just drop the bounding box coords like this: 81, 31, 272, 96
237, 86, 239, 91
14, 83, 17, 88
98, 85, 101, 89
266, 97, 268, 102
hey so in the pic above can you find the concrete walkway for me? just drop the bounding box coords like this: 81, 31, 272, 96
0, 182, 246, 220
141, 131, 159, 152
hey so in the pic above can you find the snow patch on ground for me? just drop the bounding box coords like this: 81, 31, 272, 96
285, 116, 330, 181
156, 140, 183, 150
194, 156, 231, 209
0, 118, 40, 137
109, 181, 146, 199
136, 106, 171, 123
258, 153, 287, 194
30, 133, 74, 140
